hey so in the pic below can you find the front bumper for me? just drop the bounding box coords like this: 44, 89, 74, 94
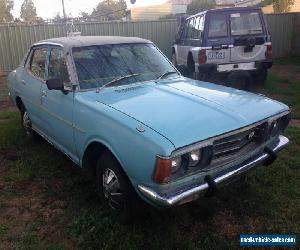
138, 135, 289, 207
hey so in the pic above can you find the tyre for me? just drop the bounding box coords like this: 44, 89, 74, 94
96, 152, 136, 223
252, 69, 267, 85
20, 104, 35, 138
227, 71, 252, 90
195, 72, 210, 81
171, 52, 177, 67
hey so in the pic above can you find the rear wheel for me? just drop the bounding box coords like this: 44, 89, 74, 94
20, 105, 35, 138
96, 152, 136, 223
252, 69, 267, 85
227, 71, 251, 90
171, 52, 177, 67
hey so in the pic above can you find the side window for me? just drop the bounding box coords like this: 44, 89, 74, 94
208, 14, 228, 38
186, 18, 195, 39
29, 48, 48, 79
192, 16, 204, 39
48, 48, 70, 83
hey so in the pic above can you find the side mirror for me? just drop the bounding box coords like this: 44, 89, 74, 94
46, 78, 64, 91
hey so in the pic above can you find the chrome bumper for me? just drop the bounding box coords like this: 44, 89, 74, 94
138, 135, 289, 207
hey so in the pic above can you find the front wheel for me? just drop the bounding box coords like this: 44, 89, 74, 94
96, 152, 136, 223
20, 106, 35, 138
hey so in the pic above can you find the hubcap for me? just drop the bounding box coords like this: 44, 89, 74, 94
102, 168, 123, 210
23, 111, 32, 135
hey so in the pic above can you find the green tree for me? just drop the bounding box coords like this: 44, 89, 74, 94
259, 0, 295, 13
20, 0, 37, 22
186, 0, 216, 15
92, 0, 127, 21
0, 0, 14, 22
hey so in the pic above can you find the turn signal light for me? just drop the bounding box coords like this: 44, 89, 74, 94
153, 157, 171, 183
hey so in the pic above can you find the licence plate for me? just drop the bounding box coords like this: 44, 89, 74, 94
208, 51, 225, 60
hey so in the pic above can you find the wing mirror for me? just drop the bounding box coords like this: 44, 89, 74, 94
46, 78, 64, 91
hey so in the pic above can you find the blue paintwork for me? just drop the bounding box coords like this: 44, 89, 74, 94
7, 41, 289, 207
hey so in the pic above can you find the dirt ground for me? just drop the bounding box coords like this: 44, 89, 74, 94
0, 73, 77, 248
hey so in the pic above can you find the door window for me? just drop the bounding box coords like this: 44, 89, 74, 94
48, 48, 70, 84
192, 15, 204, 39
29, 48, 48, 79
208, 14, 228, 38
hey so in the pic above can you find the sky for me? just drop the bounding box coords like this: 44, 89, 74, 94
12, 0, 168, 19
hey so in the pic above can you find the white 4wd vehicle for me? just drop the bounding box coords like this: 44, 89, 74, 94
172, 7, 273, 88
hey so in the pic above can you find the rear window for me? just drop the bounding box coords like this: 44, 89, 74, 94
230, 12, 263, 36
208, 14, 228, 38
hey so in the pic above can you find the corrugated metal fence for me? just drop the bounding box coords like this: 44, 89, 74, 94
0, 13, 299, 71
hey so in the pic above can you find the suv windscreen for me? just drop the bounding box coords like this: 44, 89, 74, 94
230, 12, 263, 36
72, 43, 177, 90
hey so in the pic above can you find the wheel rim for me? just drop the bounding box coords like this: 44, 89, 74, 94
23, 111, 32, 136
102, 168, 123, 211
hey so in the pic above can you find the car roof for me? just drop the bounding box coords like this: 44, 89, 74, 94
34, 36, 152, 49
187, 6, 261, 19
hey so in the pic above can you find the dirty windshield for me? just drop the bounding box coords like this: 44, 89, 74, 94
72, 43, 178, 90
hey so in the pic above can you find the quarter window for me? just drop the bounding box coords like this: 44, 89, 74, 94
48, 48, 70, 83
29, 48, 47, 79
208, 14, 228, 38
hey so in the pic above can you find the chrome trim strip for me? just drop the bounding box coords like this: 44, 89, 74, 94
138, 135, 289, 207
169, 110, 290, 157
33, 42, 64, 47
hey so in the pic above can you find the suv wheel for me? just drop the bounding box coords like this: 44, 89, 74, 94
252, 69, 267, 85
96, 152, 135, 223
227, 71, 251, 90
171, 52, 177, 67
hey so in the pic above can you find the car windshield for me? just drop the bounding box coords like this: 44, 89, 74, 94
72, 43, 178, 90
230, 12, 263, 36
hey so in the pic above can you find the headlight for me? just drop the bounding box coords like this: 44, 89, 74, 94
171, 156, 182, 173
188, 149, 201, 167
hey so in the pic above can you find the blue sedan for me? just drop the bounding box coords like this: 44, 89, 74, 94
7, 36, 290, 221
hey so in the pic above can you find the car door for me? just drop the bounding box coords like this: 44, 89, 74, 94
229, 10, 267, 63
40, 46, 78, 160
205, 13, 231, 65
20, 46, 48, 131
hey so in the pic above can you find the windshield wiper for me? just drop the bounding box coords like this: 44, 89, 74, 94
97, 73, 140, 92
156, 71, 178, 80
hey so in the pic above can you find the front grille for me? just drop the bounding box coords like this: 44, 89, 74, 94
210, 123, 268, 167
